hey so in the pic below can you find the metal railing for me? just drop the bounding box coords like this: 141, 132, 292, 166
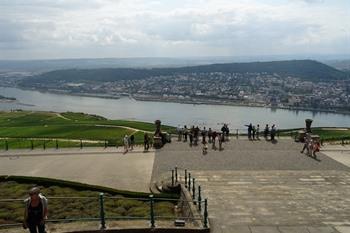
0, 193, 207, 229
170, 166, 209, 228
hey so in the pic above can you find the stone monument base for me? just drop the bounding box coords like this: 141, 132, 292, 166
153, 136, 163, 149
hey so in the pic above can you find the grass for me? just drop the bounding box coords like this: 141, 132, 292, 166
278, 127, 350, 142
0, 111, 176, 149
0, 176, 177, 225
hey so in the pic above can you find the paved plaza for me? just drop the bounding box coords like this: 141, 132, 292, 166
153, 139, 350, 233
1, 138, 350, 232
0, 147, 154, 192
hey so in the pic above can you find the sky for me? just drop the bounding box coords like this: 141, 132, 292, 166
0, 0, 349, 60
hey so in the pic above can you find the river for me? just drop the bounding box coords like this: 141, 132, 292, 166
0, 87, 349, 130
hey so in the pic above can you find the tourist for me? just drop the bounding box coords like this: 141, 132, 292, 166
300, 133, 310, 154
123, 135, 129, 153
189, 131, 193, 147
245, 123, 253, 140
264, 124, 269, 140
183, 125, 188, 142
252, 125, 256, 140
271, 124, 276, 141
221, 125, 226, 142
194, 126, 200, 145
202, 141, 208, 155
225, 125, 230, 141
256, 124, 260, 140
212, 131, 217, 149
218, 133, 223, 151
208, 128, 213, 143
23, 187, 48, 233
201, 127, 207, 143
144, 133, 150, 151
129, 134, 135, 150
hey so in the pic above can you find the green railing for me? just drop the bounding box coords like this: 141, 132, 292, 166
0, 194, 208, 229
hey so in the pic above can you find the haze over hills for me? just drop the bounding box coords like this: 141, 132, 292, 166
19, 60, 348, 86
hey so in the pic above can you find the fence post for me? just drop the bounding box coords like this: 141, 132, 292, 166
198, 185, 202, 212
175, 166, 178, 183
185, 169, 187, 188
188, 173, 191, 192
80, 139, 83, 149
31, 140, 34, 150
5, 140, 8, 151
204, 198, 208, 228
149, 195, 155, 228
56, 140, 58, 149
192, 178, 196, 204
171, 170, 174, 186
99, 193, 106, 229
43, 140, 46, 150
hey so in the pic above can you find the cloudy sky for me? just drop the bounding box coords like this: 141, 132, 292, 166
0, 0, 349, 60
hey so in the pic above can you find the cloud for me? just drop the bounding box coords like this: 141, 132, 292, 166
0, 0, 349, 59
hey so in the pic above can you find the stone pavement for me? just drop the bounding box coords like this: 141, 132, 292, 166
0, 147, 154, 192
152, 139, 350, 233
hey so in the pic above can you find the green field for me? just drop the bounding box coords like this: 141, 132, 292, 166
0, 178, 175, 225
279, 127, 350, 142
0, 111, 175, 149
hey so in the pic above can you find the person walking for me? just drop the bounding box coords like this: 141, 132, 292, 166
123, 135, 129, 153
23, 187, 48, 233
144, 133, 150, 151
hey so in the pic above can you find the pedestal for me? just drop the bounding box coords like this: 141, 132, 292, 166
153, 136, 163, 149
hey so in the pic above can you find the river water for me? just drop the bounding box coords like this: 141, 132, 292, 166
0, 87, 349, 130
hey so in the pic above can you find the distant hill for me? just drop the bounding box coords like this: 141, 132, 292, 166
19, 60, 348, 86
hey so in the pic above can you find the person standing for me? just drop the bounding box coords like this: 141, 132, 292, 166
212, 131, 217, 149
189, 131, 193, 147
256, 124, 260, 140
208, 128, 213, 143
201, 127, 207, 144
252, 125, 256, 140
123, 135, 129, 153
245, 123, 253, 140
23, 187, 48, 233
270, 124, 276, 141
264, 124, 269, 140
130, 134, 135, 150
218, 133, 223, 151
144, 133, 150, 151
183, 125, 188, 142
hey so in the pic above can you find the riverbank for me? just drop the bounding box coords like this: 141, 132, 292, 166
3, 85, 350, 115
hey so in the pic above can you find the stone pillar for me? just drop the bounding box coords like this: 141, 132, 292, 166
153, 120, 163, 149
